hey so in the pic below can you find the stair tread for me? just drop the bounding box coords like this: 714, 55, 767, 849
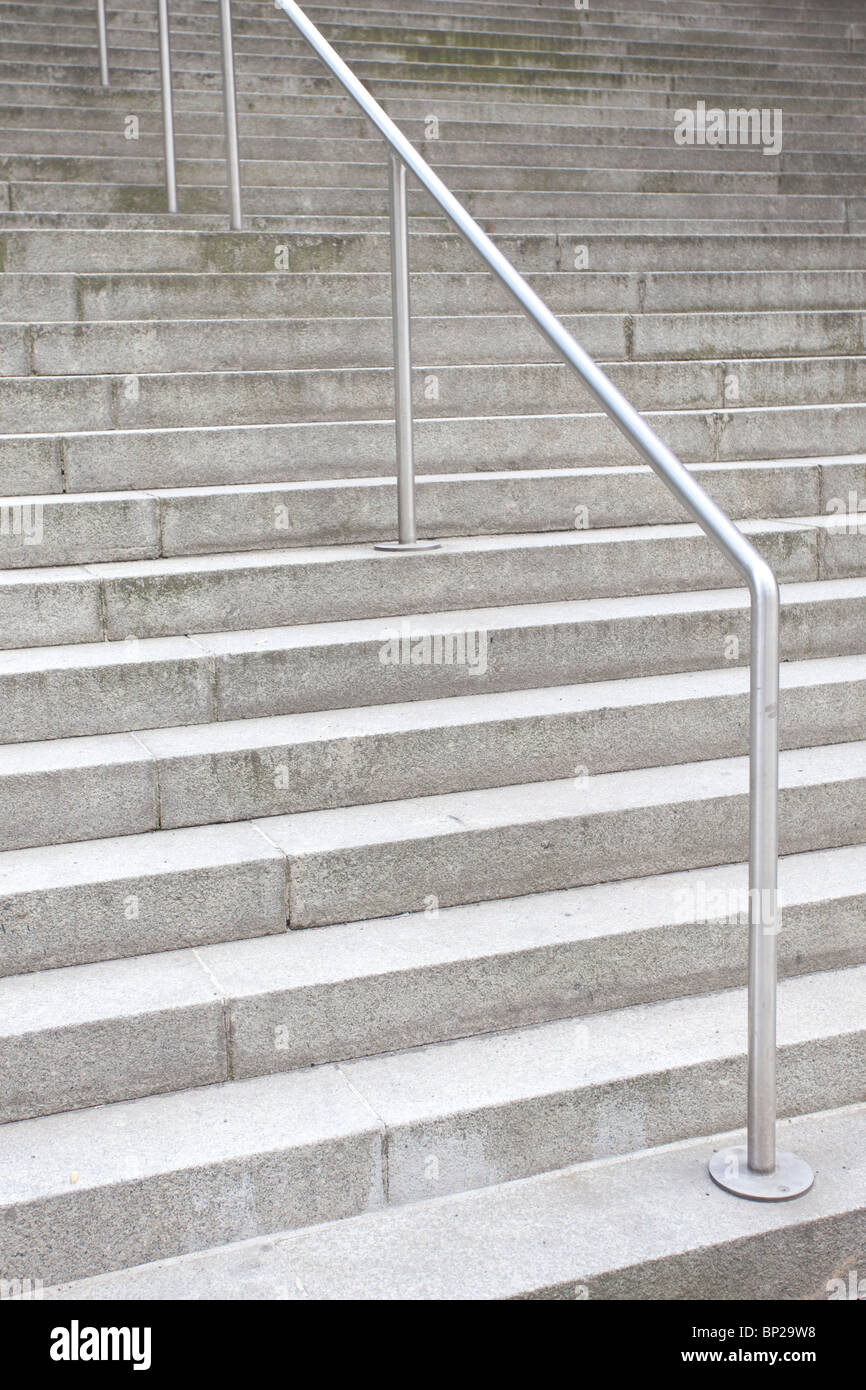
41, 1102, 866, 1301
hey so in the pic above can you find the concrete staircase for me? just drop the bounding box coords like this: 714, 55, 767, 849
1, 0, 864, 1300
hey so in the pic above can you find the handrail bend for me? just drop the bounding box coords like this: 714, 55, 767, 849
274, 0, 810, 1198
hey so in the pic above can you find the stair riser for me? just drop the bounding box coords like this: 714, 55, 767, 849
7, 24, 863, 68
1, 1021, 861, 1286
3, 268, 864, 323
0, 519, 844, 652
6, 310, 863, 383
5, 151, 864, 196
3, 565, 865, 740
3, 104, 865, 147
8, 46, 866, 108
4, 79, 866, 129
218, 893, 866, 1081
6, 229, 866, 275
8, 127, 866, 172
10, 0, 861, 30
3, 664, 862, 851
357, 1031, 866, 1209
4, 356, 865, 435
0, 1071, 386, 1287
279, 770, 866, 927
12, 44, 866, 92
7, 401, 866, 503
3, 177, 848, 223
0, 822, 288, 977
1, 457, 862, 571
6, 2, 861, 46
5, 874, 866, 1122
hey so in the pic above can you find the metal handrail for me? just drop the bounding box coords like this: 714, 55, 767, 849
157, 0, 178, 213
96, 0, 109, 86
152, 2, 243, 222
217, 0, 809, 1200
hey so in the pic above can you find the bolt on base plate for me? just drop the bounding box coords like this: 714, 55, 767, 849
708, 1146, 814, 1201
373, 539, 441, 552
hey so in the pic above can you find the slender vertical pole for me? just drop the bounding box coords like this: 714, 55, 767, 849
96, 0, 110, 87
218, 0, 243, 230
374, 152, 438, 552
747, 577, 781, 1173
709, 564, 813, 1201
157, 0, 178, 213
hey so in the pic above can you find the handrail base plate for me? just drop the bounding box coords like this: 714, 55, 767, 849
373, 540, 441, 552
708, 1146, 814, 1202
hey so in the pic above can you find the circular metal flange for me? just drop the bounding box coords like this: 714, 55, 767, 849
708, 1146, 814, 1202
373, 539, 441, 552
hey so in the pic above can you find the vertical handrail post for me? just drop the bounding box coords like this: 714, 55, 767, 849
748, 575, 781, 1175
374, 152, 439, 552
218, 0, 243, 230
709, 563, 813, 1201
157, 0, 178, 213
96, 0, 110, 87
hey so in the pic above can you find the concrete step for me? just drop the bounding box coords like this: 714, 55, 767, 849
8, 35, 866, 98
3, 174, 849, 224
5, 15, 862, 66
5, 310, 864, 382
0, 964, 862, 1285
4, 267, 866, 323
0, 514, 856, 651
5, 64, 866, 119
3, 838, 866, 1121
0, 818, 289, 977
4, 75, 866, 129
5, 228, 866, 275
250, 740, 866, 925
6, 355, 866, 437
2, 652, 865, 852
7, 125, 866, 174
0, 551, 859, 974
0, 1064, 387, 1286
11, 449, 866, 559
40, 1101, 866, 1301
9, 28, 865, 79
0, 209, 846, 240
1, 455, 864, 570
3, 97, 866, 142
7, 1, 862, 45
1, 557, 864, 735
11, 152, 865, 197
9, 399, 866, 498
26, 0, 862, 29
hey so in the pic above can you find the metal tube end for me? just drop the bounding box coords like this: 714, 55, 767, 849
708, 1145, 814, 1202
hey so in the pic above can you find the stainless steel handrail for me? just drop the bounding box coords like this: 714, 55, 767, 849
261, 0, 808, 1199
157, 0, 178, 214
218, 0, 243, 230
96, 0, 109, 86
153, 1, 243, 224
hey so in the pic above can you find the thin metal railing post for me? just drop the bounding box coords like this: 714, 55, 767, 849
157, 0, 178, 213
96, 0, 110, 87
375, 153, 438, 552
218, 0, 243, 230
747, 571, 781, 1174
